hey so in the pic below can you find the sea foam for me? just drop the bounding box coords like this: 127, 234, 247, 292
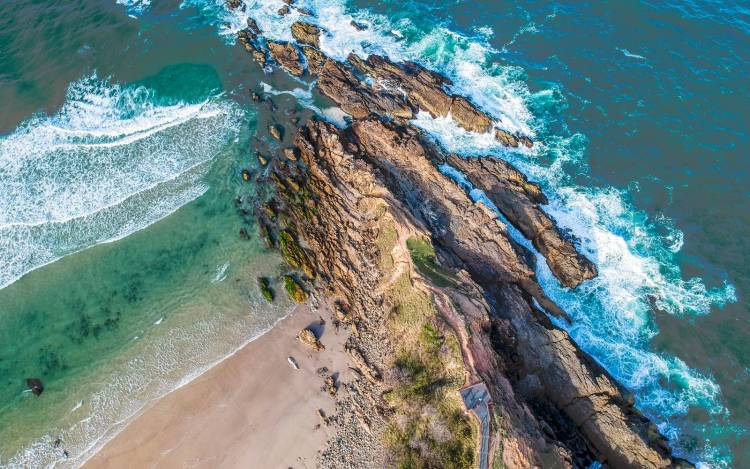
164, 0, 739, 464
0, 75, 240, 290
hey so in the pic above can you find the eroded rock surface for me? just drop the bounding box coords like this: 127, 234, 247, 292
291, 21, 321, 47
273, 119, 677, 468
268, 41, 303, 76
446, 155, 597, 288
317, 60, 412, 119
234, 18, 685, 469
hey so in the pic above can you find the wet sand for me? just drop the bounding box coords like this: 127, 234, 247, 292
84, 304, 350, 469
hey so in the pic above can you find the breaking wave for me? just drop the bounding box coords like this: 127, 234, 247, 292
170, 0, 736, 465
0, 74, 240, 290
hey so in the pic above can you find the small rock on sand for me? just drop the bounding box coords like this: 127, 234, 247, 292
298, 328, 324, 351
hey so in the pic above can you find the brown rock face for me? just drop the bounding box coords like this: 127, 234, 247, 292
281, 119, 676, 469
237, 30, 267, 66
297, 328, 324, 351
349, 54, 493, 134
317, 60, 412, 119
268, 41, 303, 75
291, 21, 321, 47
236, 19, 683, 469
301, 45, 326, 75
446, 156, 597, 288
350, 118, 534, 286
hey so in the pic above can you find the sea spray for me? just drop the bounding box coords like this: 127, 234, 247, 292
0, 74, 241, 290
178, 0, 739, 464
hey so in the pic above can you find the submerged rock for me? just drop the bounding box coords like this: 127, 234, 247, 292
268, 124, 283, 141
26, 378, 44, 396
246, 18, 261, 35
258, 277, 274, 302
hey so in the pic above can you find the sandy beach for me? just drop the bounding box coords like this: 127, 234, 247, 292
84, 304, 350, 469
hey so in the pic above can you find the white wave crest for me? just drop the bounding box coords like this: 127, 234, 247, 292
162, 0, 737, 464
0, 75, 240, 290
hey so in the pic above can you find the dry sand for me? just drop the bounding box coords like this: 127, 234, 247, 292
84, 304, 351, 469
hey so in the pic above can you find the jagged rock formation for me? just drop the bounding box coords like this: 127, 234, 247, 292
268, 41, 304, 76
445, 156, 597, 288
291, 21, 321, 47
232, 11, 689, 469
281, 119, 676, 469
317, 59, 413, 119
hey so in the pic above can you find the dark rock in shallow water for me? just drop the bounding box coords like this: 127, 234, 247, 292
350, 20, 368, 31
283, 147, 299, 161
237, 30, 267, 66
26, 378, 44, 396
277, 5, 290, 16
246, 18, 261, 35
257, 277, 274, 302
291, 21, 321, 47
268, 41, 303, 76
268, 124, 283, 141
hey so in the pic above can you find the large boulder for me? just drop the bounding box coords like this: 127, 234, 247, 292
268, 41, 304, 76
317, 60, 412, 119
291, 21, 321, 47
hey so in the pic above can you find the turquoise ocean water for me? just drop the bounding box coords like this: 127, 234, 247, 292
0, 0, 747, 466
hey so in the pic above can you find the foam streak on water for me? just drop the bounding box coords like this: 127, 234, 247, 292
176, 0, 742, 465
0, 75, 240, 290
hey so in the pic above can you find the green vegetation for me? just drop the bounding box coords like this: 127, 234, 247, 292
283, 275, 308, 303
278, 230, 315, 278
406, 238, 459, 288
384, 273, 475, 469
376, 223, 398, 271
257, 277, 274, 302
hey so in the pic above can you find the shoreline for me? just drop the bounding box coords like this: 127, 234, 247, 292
82, 303, 349, 468
72, 306, 295, 467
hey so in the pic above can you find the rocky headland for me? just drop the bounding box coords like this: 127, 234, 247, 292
230, 6, 692, 468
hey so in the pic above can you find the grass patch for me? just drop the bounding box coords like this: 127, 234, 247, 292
383, 272, 475, 469
376, 222, 398, 271
406, 238, 459, 288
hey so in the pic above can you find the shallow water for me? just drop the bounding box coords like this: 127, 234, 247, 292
1, 0, 748, 467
